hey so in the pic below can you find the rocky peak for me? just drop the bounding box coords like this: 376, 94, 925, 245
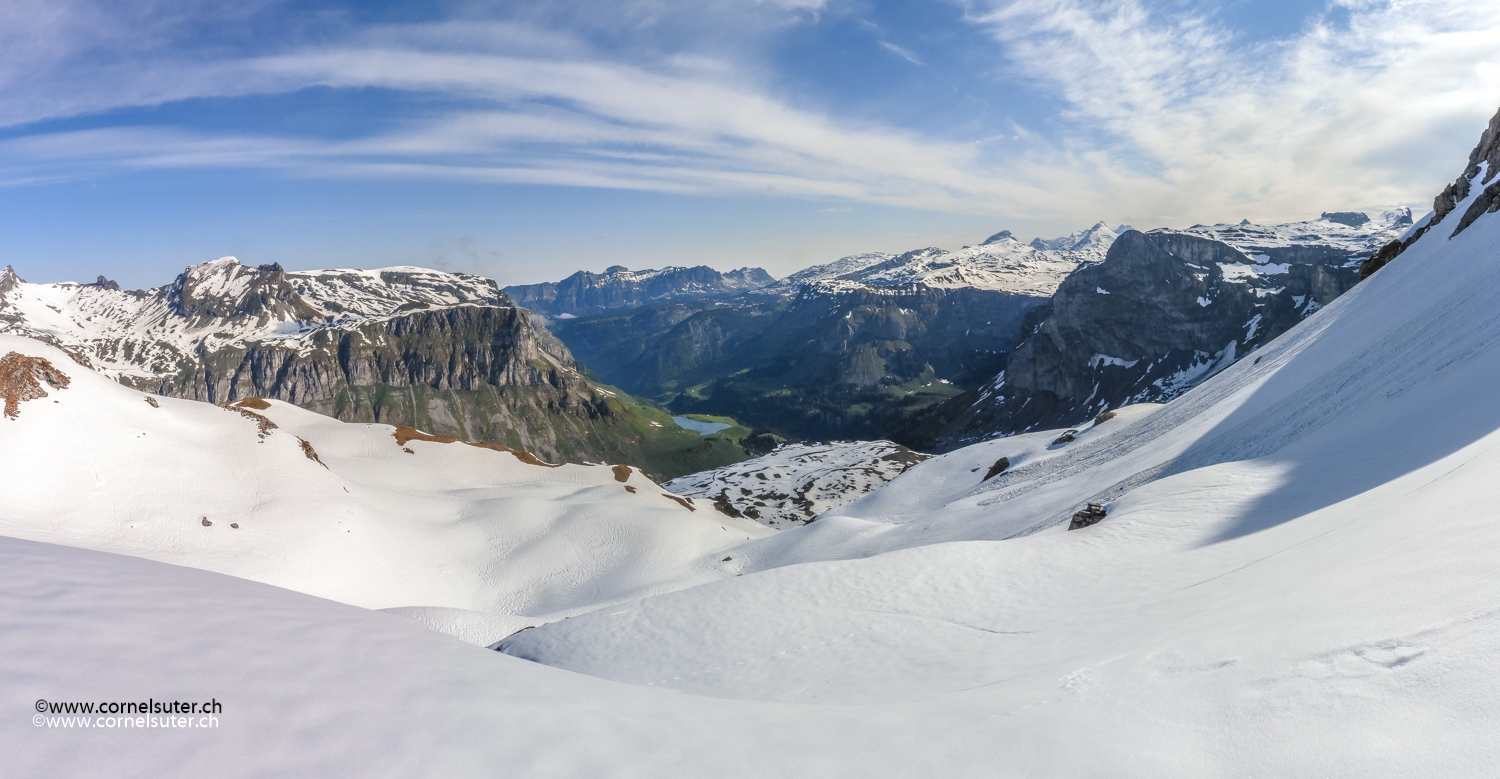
90, 275, 122, 292
1029, 222, 1127, 252
722, 267, 777, 287
982, 230, 1016, 245
0, 266, 24, 297
1379, 207, 1414, 228
167, 257, 323, 325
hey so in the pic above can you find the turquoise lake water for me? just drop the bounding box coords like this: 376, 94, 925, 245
672, 416, 732, 436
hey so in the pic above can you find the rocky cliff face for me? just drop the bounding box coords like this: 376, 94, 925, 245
503, 265, 775, 317
0, 258, 752, 475
923, 229, 1363, 447
1364, 106, 1500, 278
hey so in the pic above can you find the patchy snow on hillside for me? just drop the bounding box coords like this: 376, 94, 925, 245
664, 441, 931, 527
766, 223, 1129, 298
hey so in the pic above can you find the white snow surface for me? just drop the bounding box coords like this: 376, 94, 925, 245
663, 441, 931, 527
0, 335, 770, 645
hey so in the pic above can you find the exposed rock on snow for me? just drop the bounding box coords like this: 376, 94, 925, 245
1067, 502, 1106, 530
983, 456, 1010, 480
0, 351, 70, 418
665, 441, 932, 527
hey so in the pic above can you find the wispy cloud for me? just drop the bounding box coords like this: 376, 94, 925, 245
0, 21, 1077, 218
963, 0, 1500, 222
879, 41, 924, 66
2, 1, 1500, 235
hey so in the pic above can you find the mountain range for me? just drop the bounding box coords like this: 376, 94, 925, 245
0, 260, 758, 478
531, 213, 1409, 448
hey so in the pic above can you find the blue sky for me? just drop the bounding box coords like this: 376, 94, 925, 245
1, 0, 1498, 289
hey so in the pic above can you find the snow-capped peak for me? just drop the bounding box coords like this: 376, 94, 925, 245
1028, 222, 1131, 253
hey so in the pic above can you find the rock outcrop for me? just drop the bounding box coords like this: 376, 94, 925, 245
1363, 106, 1500, 279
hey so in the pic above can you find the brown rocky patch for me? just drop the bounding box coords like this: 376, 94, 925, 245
143, 396, 159, 408
228, 405, 277, 438
0, 352, 71, 419
662, 494, 695, 511
612, 464, 632, 482
984, 457, 1010, 481
391, 425, 556, 467
234, 398, 272, 410
298, 438, 328, 468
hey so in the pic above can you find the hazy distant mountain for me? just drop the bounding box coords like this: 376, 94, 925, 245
503, 265, 775, 317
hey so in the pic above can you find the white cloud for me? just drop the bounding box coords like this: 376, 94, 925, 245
963, 0, 1500, 223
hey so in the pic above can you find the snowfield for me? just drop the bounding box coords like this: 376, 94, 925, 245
0, 335, 770, 644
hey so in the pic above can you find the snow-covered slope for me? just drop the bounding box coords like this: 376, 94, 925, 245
0, 334, 769, 644
491, 118, 1500, 771
663, 441, 931, 527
